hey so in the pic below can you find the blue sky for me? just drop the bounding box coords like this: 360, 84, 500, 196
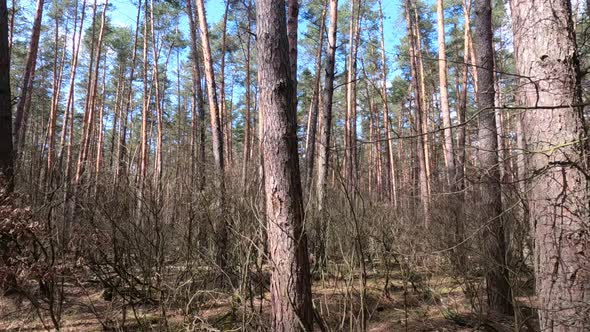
106, 0, 407, 74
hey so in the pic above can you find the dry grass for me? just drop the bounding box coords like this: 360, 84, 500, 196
0, 266, 485, 332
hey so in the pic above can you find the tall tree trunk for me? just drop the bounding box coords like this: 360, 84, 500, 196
240, 5, 253, 191
456, 0, 471, 193
94, 56, 107, 190
194, 0, 227, 270
287, 0, 299, 95
436, 0, 456, 190
304, 1, 326, 194
184, 0, 203, 190
74, 0, 107, 187
473, 0, 513, 314
256, 1, 313, 330
13, 0, 44, 154
378, 0, 397, 206
115, 0, 141, 185
149, 0, 163, 186
510, 0, 589, 329
219, 0, 231, 166
45, 18, 67, 185
108, 66, 122, 171
0, 0, 13, 192
138, 1, 149, 214
411, 0, 431, 196
345, 0, 360, 191
316, 0, 338, 266
405, 0, 430, 224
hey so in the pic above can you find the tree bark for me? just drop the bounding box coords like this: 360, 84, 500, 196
405, 0, 430, 224
436, 0, 456, 190
256, 0, 313, 330
411, 0, 431, 196
378, 0, 397, 206
194, 0, 228, 270
149, 0, 163, 185
345, 0, 360, 191
75, 0, 107, 186
456, 0, 471, 193
0, 0, 14, 191
510, 0, 589, 328
219, 0, 231, 166
304, 1, 326, 194
473, 0, 513, 314
316, 0, 338, 268
240, 2, 253, 191
138, 0, 149, 214
317, 0, 338, 213
13, 0, 44, 154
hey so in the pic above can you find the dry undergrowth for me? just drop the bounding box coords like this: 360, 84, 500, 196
0, 267, 486, 332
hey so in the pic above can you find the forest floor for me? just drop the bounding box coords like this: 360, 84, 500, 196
0, 266, 530, 331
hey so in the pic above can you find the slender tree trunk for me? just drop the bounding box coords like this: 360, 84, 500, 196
195, 0, 228, 270
115, 0, 140, 185
241, 7, 253, 191
219, 0, 231, 166
317, 0, 337, 212
473, 0, 513, 314
316, 0, 338, 267
345, 0, 360, 191
304, 1, 326, 194
108, 66, 122, 171
436, 0, 456, 190
0, 0, 14, 191
74, 0, 107, 187
378, 0, 397, 206
7, 0, 12, 56
13, 0, 44, 154
45, 19, 67, 185
405, 0, 430, 224
510, 0, 589, 328
256, 1, 313, 330
149, 0, 163, 185
456, 0, 471, 192
138, 1, 150, 213
184, 0, 202, 189
411, 0, 431, 196
94, 56, 107, 190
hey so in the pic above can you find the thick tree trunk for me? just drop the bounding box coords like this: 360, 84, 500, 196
473, 0, 513, 315
0, 0, 13, 191
256, 1, 313, 330
13, 0, 44, 153
510, 0, 589, 329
